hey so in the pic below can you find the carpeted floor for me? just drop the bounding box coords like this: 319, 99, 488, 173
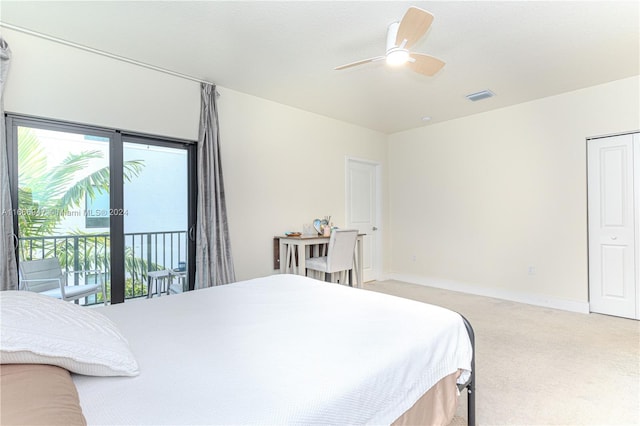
363, 280, 640, 425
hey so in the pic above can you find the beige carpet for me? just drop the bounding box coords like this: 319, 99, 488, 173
363, 280, 640, 426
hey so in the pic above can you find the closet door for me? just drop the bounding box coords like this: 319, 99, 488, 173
587, 133, 638, 319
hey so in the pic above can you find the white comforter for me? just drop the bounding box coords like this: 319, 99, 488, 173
73, 274, 472, 425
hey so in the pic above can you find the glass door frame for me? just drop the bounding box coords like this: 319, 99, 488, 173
6, 113, 197, 304
120, 133, 197, 301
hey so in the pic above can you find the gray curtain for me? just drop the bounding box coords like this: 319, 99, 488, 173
195, 83, 235, 288
0, 37, 18, 291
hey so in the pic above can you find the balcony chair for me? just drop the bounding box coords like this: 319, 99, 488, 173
305, 229, 358, 286
19, 257, 107, 305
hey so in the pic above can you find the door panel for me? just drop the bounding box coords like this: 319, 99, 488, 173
123, 140, 190, 298
600, 245, 627, 298
15, 125, 111, 305
346, 159, 379, 282
588, 134, 637, 319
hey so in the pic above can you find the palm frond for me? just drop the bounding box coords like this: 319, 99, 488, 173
123, 160, 145, 183
44, 151, 103, 201
18, 128, 47, 202
59, 160, 144, 209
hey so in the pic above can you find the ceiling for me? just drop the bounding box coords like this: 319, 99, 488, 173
1, 1, 638, 134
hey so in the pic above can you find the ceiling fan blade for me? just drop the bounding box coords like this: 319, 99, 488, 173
396, 7, 434, 49
334, 56, 385, 70
407, 53, 445, 76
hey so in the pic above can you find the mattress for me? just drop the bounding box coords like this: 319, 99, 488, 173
73, 274, 472, 425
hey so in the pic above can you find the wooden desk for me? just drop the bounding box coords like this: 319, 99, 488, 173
277, 234, 364, 288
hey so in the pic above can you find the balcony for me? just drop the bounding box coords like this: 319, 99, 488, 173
18, 230, 188, 304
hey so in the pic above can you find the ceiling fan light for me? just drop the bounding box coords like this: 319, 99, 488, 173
386, 49, 410, 66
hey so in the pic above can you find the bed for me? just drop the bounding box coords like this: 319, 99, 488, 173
1, 274, 475, 425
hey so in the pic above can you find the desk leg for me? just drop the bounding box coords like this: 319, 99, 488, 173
280, 240, 288, 273
352, 253, 359, 288
298, 246, 306, 277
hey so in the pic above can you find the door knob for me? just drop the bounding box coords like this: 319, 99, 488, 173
372, 226, 378, 231
611, 236, 617, 240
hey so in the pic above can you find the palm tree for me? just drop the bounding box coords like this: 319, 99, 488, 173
17, 127, 155, 300
18, 127, 143, 238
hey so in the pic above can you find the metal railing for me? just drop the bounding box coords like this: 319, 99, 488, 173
19, 230, 187, 303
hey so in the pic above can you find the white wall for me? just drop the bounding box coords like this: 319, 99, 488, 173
217, 87, 388, 279
3, 28, 388, 281
388, 76, 640, 311
2, 29, 199, 140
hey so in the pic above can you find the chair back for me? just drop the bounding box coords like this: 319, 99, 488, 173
19, 258, 64, 293
326, 229, 358, 273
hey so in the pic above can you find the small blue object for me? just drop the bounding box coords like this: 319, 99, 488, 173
176, 261, 186, 272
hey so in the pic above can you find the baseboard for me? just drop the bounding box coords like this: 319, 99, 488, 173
385, 273, 590, 314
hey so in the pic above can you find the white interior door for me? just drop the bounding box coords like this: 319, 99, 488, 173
587, 133, 639, 319
346, 158, 380, 282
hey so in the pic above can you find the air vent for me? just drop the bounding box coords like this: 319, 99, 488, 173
465, 90, 495, 102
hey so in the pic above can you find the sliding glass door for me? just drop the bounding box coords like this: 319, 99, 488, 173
7, 115, 196, 304
122, 139, 191, 299
11, 123, 112, 305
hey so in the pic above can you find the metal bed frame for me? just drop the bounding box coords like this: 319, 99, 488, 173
458, 314, 476, 426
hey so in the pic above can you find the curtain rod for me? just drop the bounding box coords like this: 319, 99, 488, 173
0, 22, 215, 86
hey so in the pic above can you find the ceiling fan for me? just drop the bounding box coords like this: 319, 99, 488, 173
335, 7, 444, 76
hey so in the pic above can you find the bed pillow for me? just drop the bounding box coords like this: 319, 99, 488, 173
0, 363, 87, 425
0, 291, 139, 376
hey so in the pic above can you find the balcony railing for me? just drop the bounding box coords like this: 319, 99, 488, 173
18, 230, 188, 303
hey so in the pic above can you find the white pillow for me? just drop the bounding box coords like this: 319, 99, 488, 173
0, 291, 139, 376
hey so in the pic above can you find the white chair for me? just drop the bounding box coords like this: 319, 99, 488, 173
19, 257, 107, 305
305, 229, 358, 285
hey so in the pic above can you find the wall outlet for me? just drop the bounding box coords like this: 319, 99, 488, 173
411, 255, 416, 262
528, 266, 536, 275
